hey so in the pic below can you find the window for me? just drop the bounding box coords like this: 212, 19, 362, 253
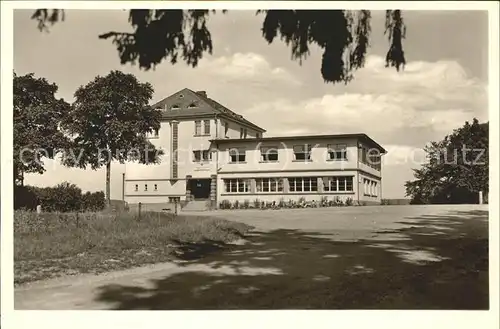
261, 146, 279, 162
324, 176, 354, 192
256, 133, 261, 139
194, 120, 202, 135
229, 148, 246, 163
367, 149, 382, 170
363, 179, 371, 195
371, 181, 378, 196
288, 177, 318, 192
327, 144, 347, 160
224, 122, 229, 137
134, 184, 138, 192
169, 196, 180, 203
193, 150, 211, 162
256, 178, 283, 193
293, 144, 313, 161
224, 179, 250, 193
154, 184, 158, 191
144, 184, 148, 192
204, 120, 211, 135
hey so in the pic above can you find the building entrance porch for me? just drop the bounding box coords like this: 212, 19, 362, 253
187, 178, 212, 200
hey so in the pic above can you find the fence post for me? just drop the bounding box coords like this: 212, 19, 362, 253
174, 199, 178, 217
138, 202, 142, 220
36, 204, 42, 215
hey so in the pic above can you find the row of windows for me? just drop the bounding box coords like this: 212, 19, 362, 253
227, 144, 351, 163
363, 178, 379, 197
186, 145, 370, 164
135, 184, 158, 192
223, 176, 355, 194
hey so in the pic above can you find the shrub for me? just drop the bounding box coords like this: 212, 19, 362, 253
243, 199, 250, 209
220, 199, 231, 210
82, 191, 106, 212
278, 198, 286, 208
345, 197, 353, 206
320, 196, 328, 207
233, 200, 240, 210
14, 185, 39, 210
253, 198, 261, 209
15, 182, 106, 213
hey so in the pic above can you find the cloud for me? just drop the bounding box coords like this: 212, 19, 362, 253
199, 52, 301, 86
242, 55, 487, 147
382, 145, 427, 167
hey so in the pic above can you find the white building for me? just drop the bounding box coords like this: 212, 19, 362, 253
123, 88, 386, 211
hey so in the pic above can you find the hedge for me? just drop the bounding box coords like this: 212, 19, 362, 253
14, 182, 105, 212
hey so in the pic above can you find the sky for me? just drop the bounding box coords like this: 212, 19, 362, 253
13, 9, 489, 199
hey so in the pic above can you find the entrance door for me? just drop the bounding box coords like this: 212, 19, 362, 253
189, 178, 211, 200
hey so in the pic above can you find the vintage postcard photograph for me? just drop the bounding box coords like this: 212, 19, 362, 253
1, 1, 498, 329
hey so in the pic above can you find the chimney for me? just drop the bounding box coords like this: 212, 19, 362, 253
196, 90, 207, 98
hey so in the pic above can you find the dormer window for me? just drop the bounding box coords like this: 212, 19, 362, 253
171, 104, 180, 110
188, 102, 197, 108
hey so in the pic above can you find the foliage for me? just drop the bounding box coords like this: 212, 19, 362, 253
13, 72, 71, 185
82, 191, 106, 212
60, 70, 164, 205
14, 185, 39, 210
31, 9, 406, 84
218, 196, 358, 210
405, 118, 489, 204
14, 182, 106, 212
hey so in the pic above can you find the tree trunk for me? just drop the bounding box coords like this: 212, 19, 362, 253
106, 160, 111, 208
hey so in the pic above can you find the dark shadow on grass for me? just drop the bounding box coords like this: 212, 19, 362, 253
94, 210, 489, 310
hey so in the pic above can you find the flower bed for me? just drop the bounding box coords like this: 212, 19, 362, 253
218, 196, 358, 210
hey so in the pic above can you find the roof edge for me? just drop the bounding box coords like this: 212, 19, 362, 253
210, 133, 387, 153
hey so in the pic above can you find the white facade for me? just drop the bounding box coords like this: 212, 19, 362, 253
123, 89, 386, 209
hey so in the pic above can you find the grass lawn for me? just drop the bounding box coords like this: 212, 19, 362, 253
14, 210, 252, 285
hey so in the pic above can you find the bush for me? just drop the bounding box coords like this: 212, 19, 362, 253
14, 182, 105, 213
14, 185, 39, 210
278, 198, 286, 208
253, 198, 261, 208
345, 197, 353, 206
82, 191, 106, 212
219, 200, 231, 210
243, 199, 250, 209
